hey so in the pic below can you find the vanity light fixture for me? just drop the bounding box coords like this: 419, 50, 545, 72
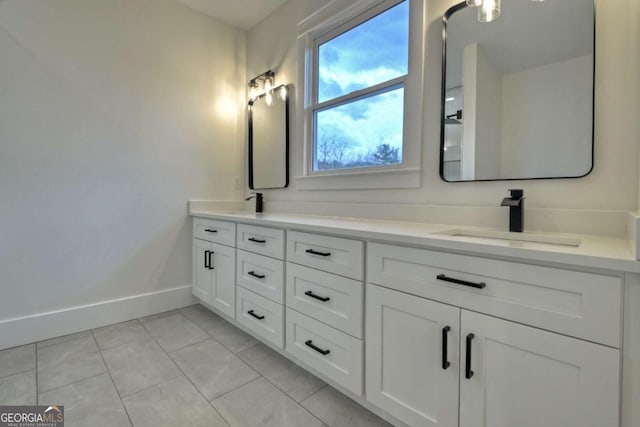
247, 70, 276, 100
466, 0, 482, 6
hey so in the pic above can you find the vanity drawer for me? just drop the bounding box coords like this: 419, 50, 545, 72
237, 250, 284, 304
286, 263, 363, 338
193, 218, 236, 247
237, 224, 285, 260
367, 243, 622, 347
236, 287, 284, 349
286, 231, 363, 280
286, 308, 363, 396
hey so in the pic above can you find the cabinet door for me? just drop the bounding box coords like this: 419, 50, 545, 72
209, 242, 236, 318
460, 310, 620, 427
366, 284, 460, 427
192, 239, 213, 304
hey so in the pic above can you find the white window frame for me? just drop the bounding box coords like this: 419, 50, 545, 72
295, 0, 424, 190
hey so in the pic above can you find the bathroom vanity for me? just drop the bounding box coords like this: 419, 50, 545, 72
190, 209, 640, 427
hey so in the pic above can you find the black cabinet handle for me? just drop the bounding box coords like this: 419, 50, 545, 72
305, 290, 330, 302
305, 249, 331, 257
437, 274, 486, 289
204, 229, 218, 233
204, 250, 210, 269
305, 340, 330, 355
248, 237, 266, 244
465, 333, 475, 379
247, 310, 264, 320
208, 251, 214, 270
248, 271, 265, 279
442, 326, 451, 370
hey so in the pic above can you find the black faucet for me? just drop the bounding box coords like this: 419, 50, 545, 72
245, 193, 263, 213
500, 189, 525, 232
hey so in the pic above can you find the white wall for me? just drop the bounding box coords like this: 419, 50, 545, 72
247, 0, 640, 211
500, 55, 593, 178
0, 0, 245, 323
462, 43, 502, 181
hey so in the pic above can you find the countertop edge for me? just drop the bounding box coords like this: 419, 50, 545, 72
190, 210, 640, 274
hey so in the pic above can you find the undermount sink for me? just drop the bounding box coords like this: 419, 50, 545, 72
433, 228, 582, 247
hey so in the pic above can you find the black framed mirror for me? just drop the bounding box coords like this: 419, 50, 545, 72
248, 84, 289, 189
440, 0, 595, 182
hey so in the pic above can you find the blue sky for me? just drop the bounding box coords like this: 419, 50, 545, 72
314, 0, 408, 168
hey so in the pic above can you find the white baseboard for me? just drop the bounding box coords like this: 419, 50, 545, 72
0, 285, 196, 350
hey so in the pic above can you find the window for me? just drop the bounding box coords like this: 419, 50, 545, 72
297, 0, 423, 189
313, 0, 408, 172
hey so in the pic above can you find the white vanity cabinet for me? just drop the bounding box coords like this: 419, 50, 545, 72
366, 284, 460, 427
285, 230, 365, 395
366, 243, 621, 427
190, 213, 634, 427
235, 224, 286, 348
192, 218, 236, 318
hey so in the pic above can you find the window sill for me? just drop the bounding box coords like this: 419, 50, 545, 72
294, 167, 421, 191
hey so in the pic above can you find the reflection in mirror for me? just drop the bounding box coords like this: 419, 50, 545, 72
441, 0, 594, 182
248, 85, 289, 189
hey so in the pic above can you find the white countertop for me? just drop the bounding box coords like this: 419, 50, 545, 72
190, 209, 640, 274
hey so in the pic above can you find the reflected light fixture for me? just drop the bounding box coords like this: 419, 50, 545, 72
478, 0, 500, 22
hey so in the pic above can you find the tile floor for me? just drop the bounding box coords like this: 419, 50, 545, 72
0, 304, 392, 427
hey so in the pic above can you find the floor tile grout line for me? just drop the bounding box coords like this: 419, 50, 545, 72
299, 383, 329, 404
156, 329, 243, 427
90, 330, 135, 427
178, 307, 215, 336
234, 346, 328, 405
208, 375, 264, 403
0, 367, 36, 382
255, 371, 329, 426
37, 371, 106, 396
207, 376, 270, 427
165, 335, 213, 355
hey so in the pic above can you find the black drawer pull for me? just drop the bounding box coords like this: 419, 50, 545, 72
437, 274, 486, 289
208, 251, 214, 270
204, 228, 218, 233
247, 310, 265, 320
442, 326, 451, 370
465, 333, 475, 379
305, 249, 331, 257
248, 271, 265, 279
305, 291, 330, 302
305, 340, 330, 355
204, 250, 210, 269
248, 237, 266, 244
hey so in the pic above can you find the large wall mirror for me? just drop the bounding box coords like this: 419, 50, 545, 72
248, 84, 289, 189
441, 0, 595, 182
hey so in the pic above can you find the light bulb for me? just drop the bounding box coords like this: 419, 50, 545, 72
478, 0, 500, 22
248, 80, 258, 100
279, 85, 287, 101
265, 92, 273, 106
466, 0, 482, 6
264, 77, 273, 93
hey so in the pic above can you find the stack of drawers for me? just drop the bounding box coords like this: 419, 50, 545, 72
235, 224, 286, 348
284, 231, 364, 395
